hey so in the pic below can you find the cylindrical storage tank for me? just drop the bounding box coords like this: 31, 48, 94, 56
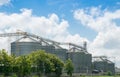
92, 61, 107, 72
40, 45, 55, 54
92, 59, 115, 75
54, 49, 67, 61
68, 51, 92, 74
11, 42, 42, 56
11, 38, 55, 56
107, 62, 115, 75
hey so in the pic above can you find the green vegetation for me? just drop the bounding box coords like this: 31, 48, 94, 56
106, 71, 113, 76
85, 76, 119, 77
0, 49, 118, 77
0, 49, 13, 76
65, 58, 74, 77
0, 49, 65, 77
28, 50, 64, 77
14, 55, 31, 77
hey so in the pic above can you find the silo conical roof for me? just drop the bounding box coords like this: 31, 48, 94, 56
15, 37, 37, 42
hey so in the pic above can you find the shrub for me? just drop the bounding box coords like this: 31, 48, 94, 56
107, 71, 112, 76
11, 74, 17, 77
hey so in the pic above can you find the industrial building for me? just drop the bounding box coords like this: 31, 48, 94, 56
11, 37, 55, 56
68, 51, 92, 73
11, 37, 92, 73
92, 56, 115, 75
11, 36, 67, 62
54, 49, 68, 61
0, 31, 115, 75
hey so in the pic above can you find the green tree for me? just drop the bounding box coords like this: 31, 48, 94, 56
0, 49, 65, 77
49, 54, 64, 77
65, 58, 74, 77
30, 50, 57, 76
44, 53, 54, 74
29, 50, 64, 77
29, 50, 47, 77
15, 55, 31, 77
0, 49, 13, 76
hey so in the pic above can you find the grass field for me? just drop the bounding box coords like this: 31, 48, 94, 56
0, 75, 119, 77
64, 76, 120, 77
85, 76, 119, 77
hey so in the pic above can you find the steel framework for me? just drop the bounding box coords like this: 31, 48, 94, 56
0, 31, 87, 52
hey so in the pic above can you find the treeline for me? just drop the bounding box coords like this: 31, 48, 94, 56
0, 49, 74, 77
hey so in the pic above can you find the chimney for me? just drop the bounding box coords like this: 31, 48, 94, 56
83, 41, 87, 51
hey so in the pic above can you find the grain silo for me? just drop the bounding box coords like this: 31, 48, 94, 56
11, 37, 40, 56
39, 45, 55, 54
11, 36, 68, 62
11, 37, 55, 56
68, 49, 92, 74
92, 56, 115, 75
107, 61, 115, 75
54, 49, 68, 61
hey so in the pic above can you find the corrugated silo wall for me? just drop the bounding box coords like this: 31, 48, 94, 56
93, 61, 115, 75
107, 63, 115, 75
11, 41, 67, 62
40, 45, 55, 54
54, 49, 67, 61
68, 52, 92, 74
93, 61, 107, 72
11, 42, 55, 56
11, 42, 42, 56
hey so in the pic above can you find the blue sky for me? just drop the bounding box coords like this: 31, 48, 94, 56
0, 0, 119, 40
0, 0, 120, 67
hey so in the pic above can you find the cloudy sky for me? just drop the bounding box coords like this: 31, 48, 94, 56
0, 0, 120, 67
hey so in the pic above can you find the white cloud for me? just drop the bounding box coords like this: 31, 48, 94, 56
117, 2, 120, 5
74, 7, 120, 67
74, 7, 120, 32
0, 0, 11, 6
1, 6, 120, 67
0, 8, 88, 54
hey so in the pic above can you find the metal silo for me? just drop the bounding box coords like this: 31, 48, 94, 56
68, 50, 92, 74
54, 49, 67, 61
39, 45, 55, 54
92, 56, 115, 75
11, 37, 42, 56
11, 37, 56, 56
107, 62, 115, 75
